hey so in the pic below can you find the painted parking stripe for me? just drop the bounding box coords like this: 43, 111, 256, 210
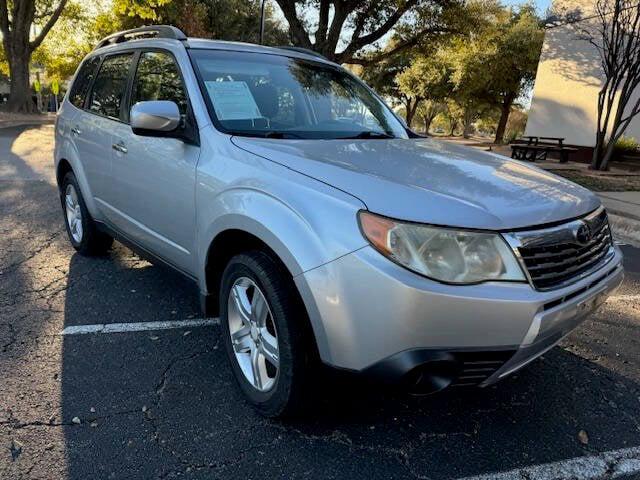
608, 294, 640, 302
60, 318, 219, 336
456, 446, 640, 480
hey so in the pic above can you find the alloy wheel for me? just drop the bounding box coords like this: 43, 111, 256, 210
227, 277, 279, 392
65, 184, 83, 243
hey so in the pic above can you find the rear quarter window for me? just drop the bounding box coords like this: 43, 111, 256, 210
68, 56, 101, 109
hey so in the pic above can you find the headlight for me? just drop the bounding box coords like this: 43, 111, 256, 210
358, 211, 526, 284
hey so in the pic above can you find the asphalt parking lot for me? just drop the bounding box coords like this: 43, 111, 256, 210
1, 124, 640, 480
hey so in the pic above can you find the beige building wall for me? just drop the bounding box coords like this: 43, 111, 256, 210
525, 0, 640, 147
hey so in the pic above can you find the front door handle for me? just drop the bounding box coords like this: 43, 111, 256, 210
112, 142, 128, 154
70, 126, 81, 136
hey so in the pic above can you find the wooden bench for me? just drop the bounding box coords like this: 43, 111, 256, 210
510, 136, 578, 163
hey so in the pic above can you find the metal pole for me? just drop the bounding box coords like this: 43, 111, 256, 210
259, 0, 267, 44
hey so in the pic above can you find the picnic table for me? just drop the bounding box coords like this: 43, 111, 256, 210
510, 136, 578, 163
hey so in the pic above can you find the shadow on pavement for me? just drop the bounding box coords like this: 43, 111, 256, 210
58, 246, 640, 479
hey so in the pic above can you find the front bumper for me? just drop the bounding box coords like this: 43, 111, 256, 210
295, 244, 624, 386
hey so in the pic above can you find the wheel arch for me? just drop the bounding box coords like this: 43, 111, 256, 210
202, 226, 302, 317
54, 151, 100, 216
56, 158, 73, 190
201, 225, 331, 364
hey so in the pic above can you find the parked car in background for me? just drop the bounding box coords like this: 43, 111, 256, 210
55, 26, 624, 417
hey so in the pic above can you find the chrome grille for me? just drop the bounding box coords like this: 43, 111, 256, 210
506, 207, 614, 291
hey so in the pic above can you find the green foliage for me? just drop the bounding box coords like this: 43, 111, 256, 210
113, 0, 172, 20
396, 50, 452, 104
504, 129, 521, 144
5, 0, 288, 89
377, 1, 543, 138
504, 109, 528, 142
614, 136, 640, 155
30, 1, 96, 82
157, 0, 288, 44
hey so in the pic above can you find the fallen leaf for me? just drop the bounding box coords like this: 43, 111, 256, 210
578, 430, 589, 445
90, 421, 98, 428
10, 440, 22, 461
71, 417, 81, 425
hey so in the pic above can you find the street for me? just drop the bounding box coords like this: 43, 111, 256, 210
1, 124, 640, 479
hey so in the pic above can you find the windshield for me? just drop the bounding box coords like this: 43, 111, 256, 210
189, 49, 408, 140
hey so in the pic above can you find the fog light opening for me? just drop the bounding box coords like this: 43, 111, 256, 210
404, 360, 458, 396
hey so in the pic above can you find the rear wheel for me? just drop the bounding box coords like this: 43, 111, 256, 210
60, 172, 113, 255
220, 251, 313, 417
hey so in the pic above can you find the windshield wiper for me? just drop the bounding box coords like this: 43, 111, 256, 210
263, 131, 303, 139
340, 131, 395, 139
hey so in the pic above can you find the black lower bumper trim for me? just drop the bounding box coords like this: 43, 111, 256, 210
363, 348, 517, 394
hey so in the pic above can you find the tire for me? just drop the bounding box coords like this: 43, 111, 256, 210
60, 172, 113, 256
220, 250, 313, 417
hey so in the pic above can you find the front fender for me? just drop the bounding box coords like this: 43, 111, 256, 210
197, 184, 366, 287
196, 172, 367, 364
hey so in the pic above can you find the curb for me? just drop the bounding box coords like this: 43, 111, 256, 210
608, 213, 640, 247
0, 119, 56, 129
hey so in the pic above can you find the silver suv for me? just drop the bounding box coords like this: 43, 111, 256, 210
55, 26, 624, 416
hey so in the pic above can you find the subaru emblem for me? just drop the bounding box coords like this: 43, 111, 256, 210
575, 222, 592, 245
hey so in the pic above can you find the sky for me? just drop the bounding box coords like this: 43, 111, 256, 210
503, 0, 553, 14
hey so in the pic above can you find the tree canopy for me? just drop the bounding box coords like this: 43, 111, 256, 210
0, 0, 69, 111
379, 2, 543, 140
273, 0, 476, 64
0, 0, 544, 138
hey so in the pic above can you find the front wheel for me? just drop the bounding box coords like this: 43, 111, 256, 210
220, 251, 313, 417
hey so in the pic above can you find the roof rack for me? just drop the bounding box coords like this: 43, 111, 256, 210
277, 46, 328, 61
94, 25, 187, 50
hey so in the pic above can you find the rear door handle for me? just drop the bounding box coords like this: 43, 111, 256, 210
70, 126, 81, 136
112, 142, 128, 154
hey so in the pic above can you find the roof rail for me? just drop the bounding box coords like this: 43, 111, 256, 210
94, 25, 187, 50
277, 46, 328, 61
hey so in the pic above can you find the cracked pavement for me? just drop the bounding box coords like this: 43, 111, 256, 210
1, 124, 640, 479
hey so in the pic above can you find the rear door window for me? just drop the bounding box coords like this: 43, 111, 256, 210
68, 56, 101, 109
87, 53, 134, 121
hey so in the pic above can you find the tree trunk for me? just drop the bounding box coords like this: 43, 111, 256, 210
405, 98, 419, 128
599, 142, 615, 171
494, 94, 515, 144
462, 107, 476, 139
424, 116, 432, 135
6, 49, 35, 113
449, 121, 457, 136
590, 131, 606, 170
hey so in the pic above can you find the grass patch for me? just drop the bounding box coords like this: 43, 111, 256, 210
549, 169, 640, 192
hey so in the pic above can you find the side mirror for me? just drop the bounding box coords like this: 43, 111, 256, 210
131, 100, 181, 135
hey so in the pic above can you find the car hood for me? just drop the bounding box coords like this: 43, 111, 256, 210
231, 136, 601, 230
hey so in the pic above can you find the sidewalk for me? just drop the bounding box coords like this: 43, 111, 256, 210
598, 192, 640, 246
599, 192, 640, 221
0, 112, 56, 128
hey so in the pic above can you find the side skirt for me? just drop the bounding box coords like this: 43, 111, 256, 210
95, 220, 206, 307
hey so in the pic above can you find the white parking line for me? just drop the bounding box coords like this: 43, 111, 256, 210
59, 318, 219, 335
457, 446, 640, 480
608, 294, 640, 302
